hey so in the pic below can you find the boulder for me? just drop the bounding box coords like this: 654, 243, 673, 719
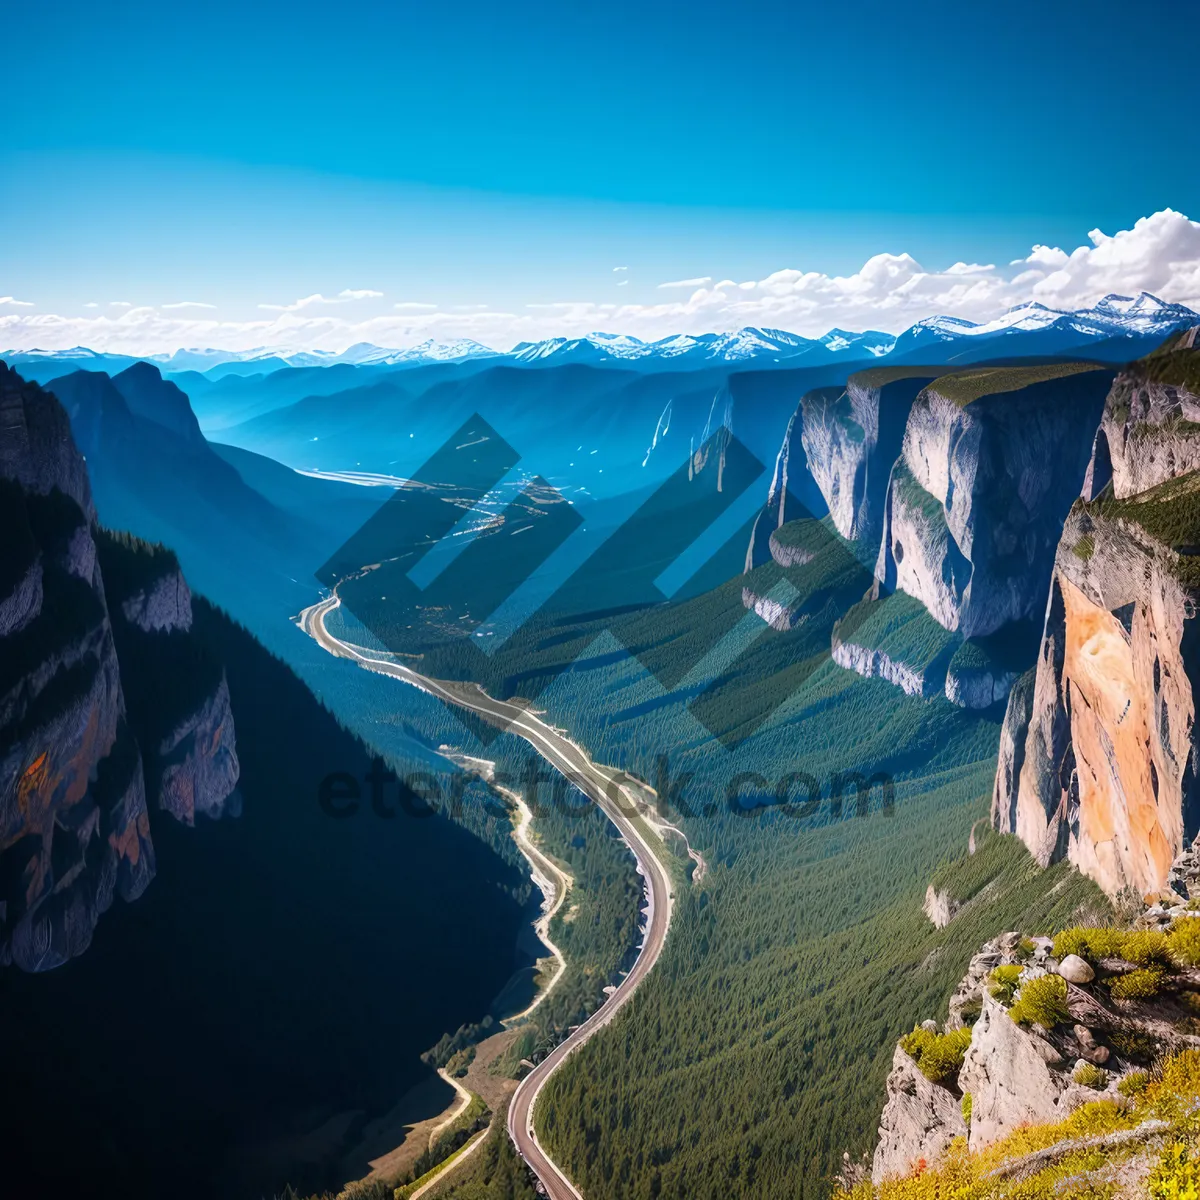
1057, 954, 1096, 984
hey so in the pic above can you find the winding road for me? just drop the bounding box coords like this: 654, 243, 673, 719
299, 593, 676, 1200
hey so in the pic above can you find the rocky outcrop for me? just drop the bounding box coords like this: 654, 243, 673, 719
1000, 508, 1198, 895
741, 584, 805, 631
0, 559, 42, 638
97, 532, 240, 828
120, 566, 193, 633
830, 592, 959, 701
866, 909, 1200, 1181
992, 669, 1036, 837
801, 370, 930, 547
945, 931, 1029, 1028
155, 677, 240, 825
995, 340, 1200, 898
958, 993, 1078, 1151
875, 365, 1112, 640
871, 1044, 967, 1183
944, 653, 1018, 710
831, 632, 940, 698
922, 884, 959, 928
0, 364, 239, 971
767, 529, 814, 568
0, 362, 95, 513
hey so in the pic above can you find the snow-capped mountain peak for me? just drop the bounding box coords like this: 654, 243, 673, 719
10, 345, 106, 360
9, 295, 1198, 381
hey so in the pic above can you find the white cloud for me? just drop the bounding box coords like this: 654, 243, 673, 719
7, 209, 1200, 357
658, 277, 712, 289
394, 301, 438, 310
110, 301, 132, 308
613, 266, 628, 273
0, 296, 33, 307
945, 262, 995, 276
259, 290, 383, 312
617, 279, 629, 287
83, 302, 99, 309
162, 301, 217, 310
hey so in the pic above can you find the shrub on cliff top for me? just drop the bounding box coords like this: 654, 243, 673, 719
1052, 926, 1125, 963
1108, 967, 1166, 1001
1052, 925, 1171, 967
1120, 929, 1172, 967
988, 964, 1022, 1004
1009, 974, 1069, 1028
1169, 916, 1200, 967
899, 1026, 973, 1084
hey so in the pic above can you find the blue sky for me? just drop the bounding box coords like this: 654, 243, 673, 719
4, 0, 1200, 351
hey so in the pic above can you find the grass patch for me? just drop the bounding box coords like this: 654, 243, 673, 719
1169, 916, 1200, 967
1072, 1061, 1108, 1089
849, 366, 940, 390
930, 361, 1108, 408
988, 964, 1022, 1005
1052, 925, 1180, 967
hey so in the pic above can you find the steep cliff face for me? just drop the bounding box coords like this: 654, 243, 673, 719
0, 364, 239, 971
995, 500, 1200, 897
871, 1041, 967, 1182
1084, 325, 1200, 501
745, 401, 830, 570
743, 362, 1102, 709
97, 531, 240, 829
0, 365, 154, 970
800, 368, 931, 547
995, 338, 1200, 898
875, 363, 1113, 640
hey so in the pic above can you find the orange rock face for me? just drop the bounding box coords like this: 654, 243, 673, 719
1059, 577, 1183, 897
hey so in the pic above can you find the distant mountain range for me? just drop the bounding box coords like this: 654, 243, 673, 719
5, 292, 1197, 381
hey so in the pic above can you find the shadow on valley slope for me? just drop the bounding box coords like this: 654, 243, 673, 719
0, 600, 533, 1200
